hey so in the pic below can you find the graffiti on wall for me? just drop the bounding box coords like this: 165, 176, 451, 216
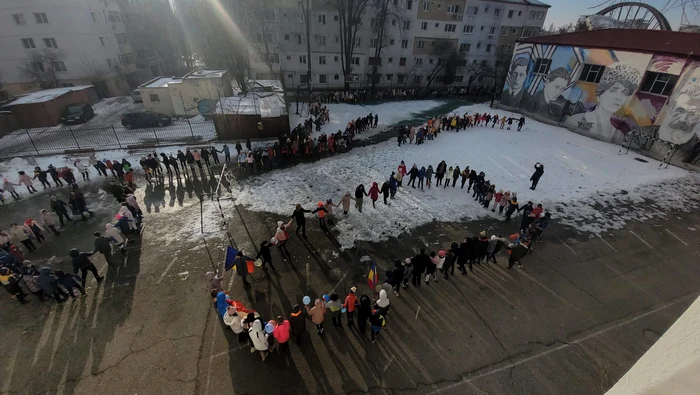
502, 42, 700, 163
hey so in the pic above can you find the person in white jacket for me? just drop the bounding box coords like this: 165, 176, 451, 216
74, 159, 90, 181
223, 306, 246, 342
125, 194, 142, 215
273, 219, 293, 255
39, 209, 61, 235
9, 223, 36, 251
105, 223, 126, 252
248, 318, 269, 361
118, 205, 137, 231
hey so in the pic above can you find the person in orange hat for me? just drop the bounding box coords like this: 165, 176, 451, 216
343, 286, 358, 327
312, 201, 328, 231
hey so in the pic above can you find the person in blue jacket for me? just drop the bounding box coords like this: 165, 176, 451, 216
417, 167, 426, 190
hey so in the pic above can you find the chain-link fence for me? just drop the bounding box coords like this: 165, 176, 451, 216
0, 120, 217, 159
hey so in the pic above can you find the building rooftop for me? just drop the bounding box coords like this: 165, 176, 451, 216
518, 29, 700, 57
215, 92, 287, 118
141, 77, 181, 89
246, 79, 285, 93
4, 85, 94, 106
491, 0, 551, 8
183, 69, 227, 79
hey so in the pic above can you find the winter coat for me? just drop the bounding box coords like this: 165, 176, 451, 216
409, 167, 419, 179
339, 194, 354, 211
9, 226, 30, 242
38, 267, 59, 295
452, 167, 461, 179
446, 167, 454, 178
368, 183, 380, 200
392, 263, 405, 284
307, 299, 326, 325
56, 271, 81, 290
355, 185, 367, 199
125, 194, 141, 212
431, 255, 445, 270
3, 180, 15, 192
74, 161, 90, 173
223, 310, 244, 334
248, 320, 269, 351
105, 223, 125, 244
418, 168, 426, 180
343, 293, 358, 312
233, 255, 250, 277
531, 206, 543, 219
412, 252, 430, 274
22, 272, 41, 293
376, 289, 390, 309
291, 208, 310, 223
425, 257, 437, 274
18, 173, 33, 186
426, 167, 433, 180
287, 309, 305, 337
94, 236, 112, 254
273, 320, 291, 344
118, 206, 137, 230
192, 151, 201, 161
40, 212, 56, 227
530, 164, 544, 181
381, 182, 389, 196
358, 295, 372, 321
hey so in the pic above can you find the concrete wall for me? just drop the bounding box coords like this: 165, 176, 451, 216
140, 86, 176, 116
168, 75, 233, 117
500, 42, 700, 165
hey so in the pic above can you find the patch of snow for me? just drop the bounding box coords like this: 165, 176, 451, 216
234, 103, 697, 249
288, 100, 446, 140
4, 86, 93, 106
189, 115, 206, 122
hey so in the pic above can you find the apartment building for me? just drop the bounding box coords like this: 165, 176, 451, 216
233, 0, 548, 89
495, 0, 549, 56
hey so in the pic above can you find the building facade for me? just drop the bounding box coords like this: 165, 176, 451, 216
139, 70, 233, 117
232, 0, 549, 90
499, 29, 700, 164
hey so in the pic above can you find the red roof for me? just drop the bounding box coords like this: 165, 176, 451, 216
518, 29, 700, 58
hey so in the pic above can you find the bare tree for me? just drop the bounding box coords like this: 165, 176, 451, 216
492, 47, 512, 90
464, 59, 492, 91
332, 0, 371, 91
425, 39, 460, 89
367, 0, 408, 94
300, 0, 312, 95
239, 0, 281, 78
17, 49, 66, 89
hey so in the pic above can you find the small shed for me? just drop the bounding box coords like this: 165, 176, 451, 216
2, 86, 98, 128
212, 92, 289, 140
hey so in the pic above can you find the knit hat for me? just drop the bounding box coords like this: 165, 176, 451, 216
350, 286, 357, 293
277, 220, 284, 227
479, 231, 486, 237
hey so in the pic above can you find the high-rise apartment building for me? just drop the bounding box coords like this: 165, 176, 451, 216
234, 0, 549, 89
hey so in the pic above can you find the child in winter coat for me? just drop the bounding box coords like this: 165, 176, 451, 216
17, 171, 37, 193
21, 265, 46, 301
55, 270, 86, 298
305, 298, 327, 335
499, 191, 510, 214
483, 185, 495, 208
425, 166, 433, 189
289, 304, 306, 344
425, 252, 438, 283
368, 182, 380, 208
40, 209, 61, 235
248, 319, 269, 361
326, 294, 343, 328
343, 287, 358, 326
0, 267, 27, 303
444, 167, 453, 188
24, 219, 45, 243
492, 189, 503, 212
272, 315, 291, 353
223, 306, 246, 342
324, 199, 335, 225
337, 192, 355, 215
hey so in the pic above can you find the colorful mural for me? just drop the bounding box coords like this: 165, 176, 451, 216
501, 42, 700, 164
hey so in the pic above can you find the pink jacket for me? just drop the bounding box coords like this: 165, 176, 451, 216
273, 320, 291, 343
18, 174, 33, 186
193, 151, 201, 161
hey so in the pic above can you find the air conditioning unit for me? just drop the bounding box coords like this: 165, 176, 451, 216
452, 13, 459, 19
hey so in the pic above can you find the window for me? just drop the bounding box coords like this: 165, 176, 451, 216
407, 0, 412, 9
437, 3, 442, 9
476, 42, 481, 48
445, 23, 456, 32
300, 74, 309, 83
334, 74, 340, 80
388, 57, 393, 63
485, 6, 489, 12
521, 28, 534, 38
399, 57, 406, 66
319, 74, 327, 83
297, 34, 304, 45
386, 74, 393, 81
287, 55, 291, 60
398, 74, 406, 83
502, 28, 509, 36
319, 55, 326, 65
334, 15, 339, 21
389, 39, 395, 45
423, 1, 430, 11
414, 75, 421, 83
529, 11, 545, 20
352, 57, 360, 65
99, 37, 105, 47
534, 58, 551, 74
511, 27, 517, 33
447, 5, 460, 13
489, 27, 495, 35
507, 10, 513, 18
370, 39, 378, 47
106, 12, 121, 23
317, 36, 326, 46
318, 14, 325, 24
403, 20, 410, 29
415, 57, 423, 65
639, 72, 678, 96
268, 53, 280, 63
43, 38, 57, 48
263, 10, 276, 21
369, 57, 382, 65
115, 33, 128, 45
429, 58, 434, 64
355, 37, 361, 46
13, 13, 26, 25
435, 22, 439, 27
284, 34, 290, 41
287, 73, 293, 80
299, 55, 306, 64
21, 38, 35, 49
34, 13, 48, 24
481, 26, 485, 31
51, 61, 67, 72
578, 64, 606, 83
421, 21, 428, 30
463, 25, 474, 33
401, 39, 408, 48
118, 53, 133, 65
392, 19, 397, 26
518, 11, 522, 16
335, 36, 339, 43
485, 44, 491, 52
418, 40, 425, 49
494, 8, 500, 16
32, 62, 44, 72
371, 18, 377, 28
459, 43, 470, 51
455, 75, 464, 83
467, 6, 478, 15
136, 49, 146, 59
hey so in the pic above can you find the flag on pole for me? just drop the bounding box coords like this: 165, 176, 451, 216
367, 260, 378, 291
224, 246, 239, 271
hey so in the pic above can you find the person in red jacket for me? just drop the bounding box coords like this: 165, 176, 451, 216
272, 315, 291, 354
368, 182, 380, 208
530, 203, 544, 219
343, 286, 358, 327
397, 161, 407, 178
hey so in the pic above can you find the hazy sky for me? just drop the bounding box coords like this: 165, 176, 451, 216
543, 0, 689, 30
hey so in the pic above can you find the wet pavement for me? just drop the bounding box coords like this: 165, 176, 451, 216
1, 147, 700, 394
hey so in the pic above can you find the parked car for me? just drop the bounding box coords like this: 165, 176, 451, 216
61, 103, 95, 124
131, 90, 143, 103
121, 111, 172, 129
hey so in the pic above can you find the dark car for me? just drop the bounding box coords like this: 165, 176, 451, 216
121, 111, 172, 129
61, 103, 95, 124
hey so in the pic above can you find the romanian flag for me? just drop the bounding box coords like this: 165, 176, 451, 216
367, 260, 378, 291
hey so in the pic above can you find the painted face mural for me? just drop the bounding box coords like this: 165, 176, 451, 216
659, 81, 700, 145
510, 64, 527, 92
543, 77, 568, 103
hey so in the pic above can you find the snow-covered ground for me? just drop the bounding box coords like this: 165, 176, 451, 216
288, 100, 446, 140
234, 104, 698, 249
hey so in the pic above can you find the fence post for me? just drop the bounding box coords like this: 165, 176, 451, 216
153, 128, 160, 145
112, 125, 122, 148
187, 118, 195, 142
69, 127, 80, 149
26, 130, 40, 155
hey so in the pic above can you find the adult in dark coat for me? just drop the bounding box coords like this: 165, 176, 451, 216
380, 181, 390, 204
50, 195, 72, 227
70, 249, 103, 287
255, 240, 275, 271
444, 242, 458, 278
357, 295, 372, 334
457, 239, 469, 274
391, 260, 405, 295
233, 251, 253, 287
530, 162, 544, 190
38, 267, 68, 302
93, 232, 114, 265
291, 204, 311, 237
289, 304, 306, 344
411, 248, 430, 287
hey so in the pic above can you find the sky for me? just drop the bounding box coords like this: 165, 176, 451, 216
543, 0, 691, 30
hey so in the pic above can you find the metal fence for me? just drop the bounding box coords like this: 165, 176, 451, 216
0, 121, 217, 159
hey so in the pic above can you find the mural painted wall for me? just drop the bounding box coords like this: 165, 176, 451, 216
501, 43, 700, 164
